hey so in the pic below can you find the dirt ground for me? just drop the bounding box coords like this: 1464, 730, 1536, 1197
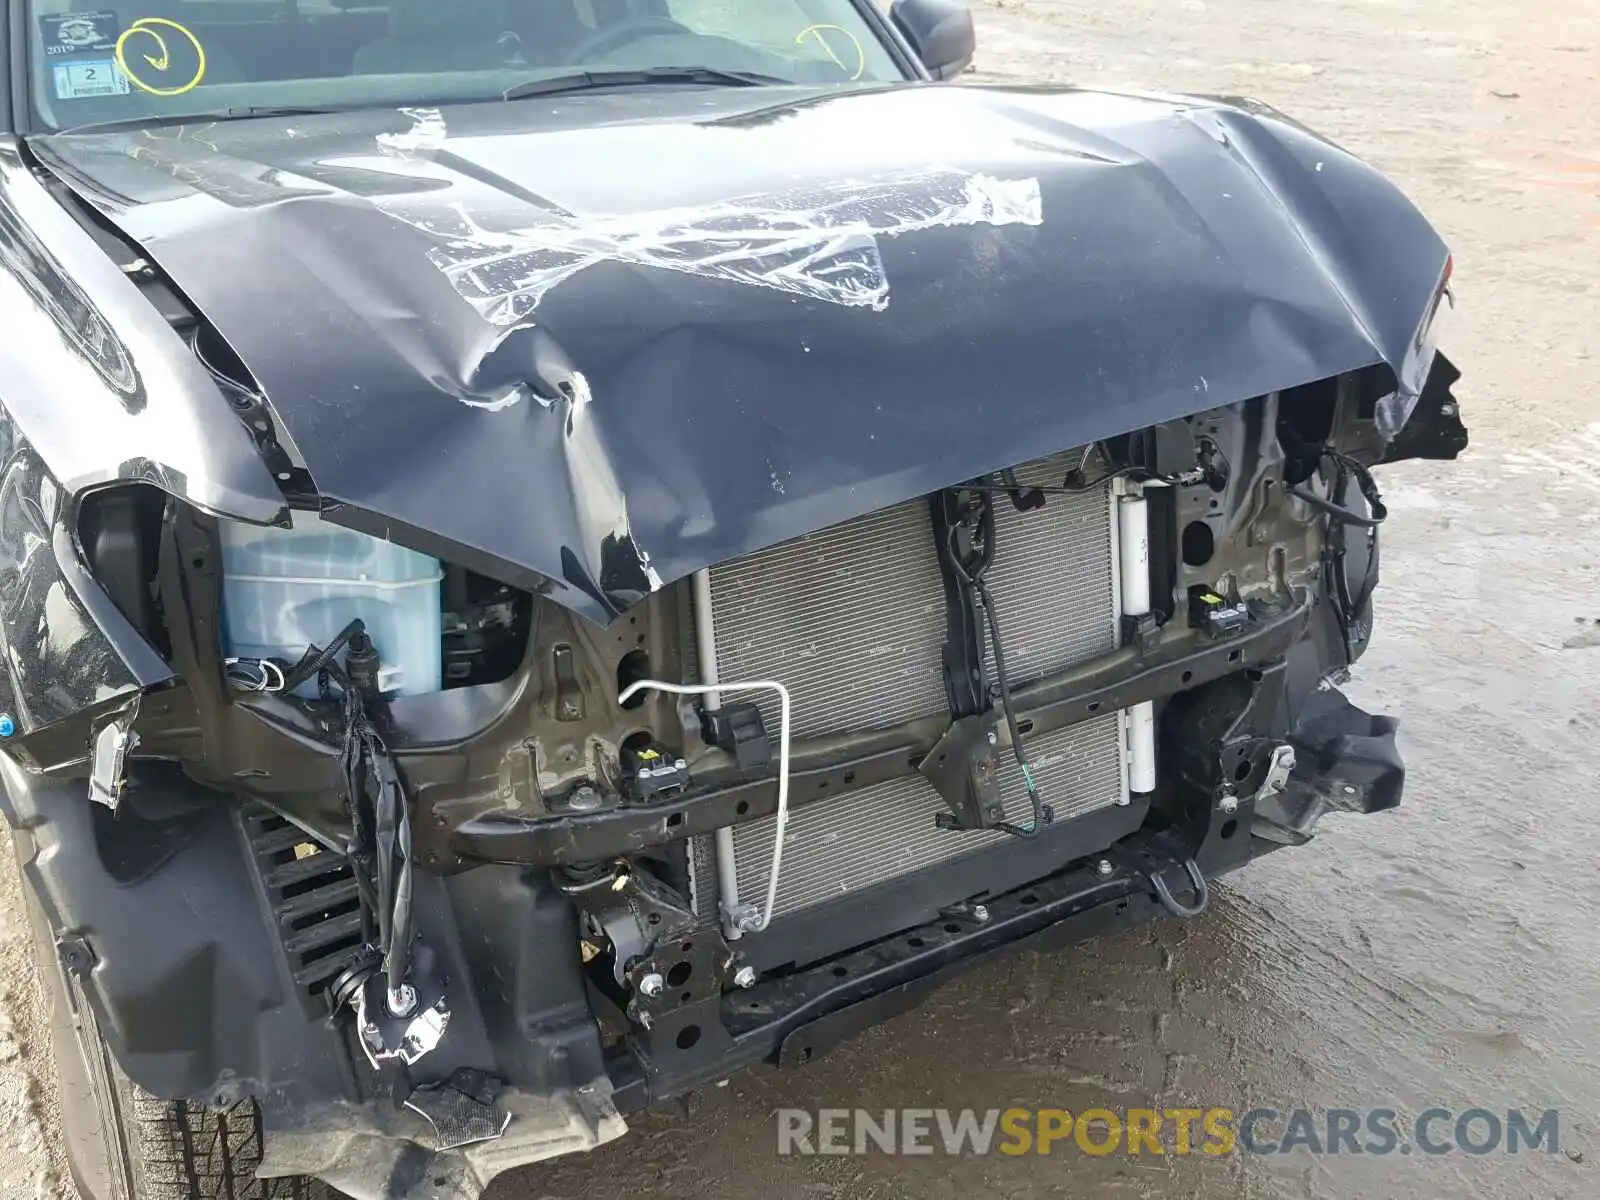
2, 0, 1597, 1196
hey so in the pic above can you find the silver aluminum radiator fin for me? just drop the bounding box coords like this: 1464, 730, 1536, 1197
979, 451, 1119, 685
706, 499, 948, 741
689, 446, 1125, 923
729, 715, 1125, 921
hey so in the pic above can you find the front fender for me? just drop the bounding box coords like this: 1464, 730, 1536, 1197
0, 137, 284, 739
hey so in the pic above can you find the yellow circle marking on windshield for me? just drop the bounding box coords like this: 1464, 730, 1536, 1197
796, 24, 866, 81
115, 17, 207, 96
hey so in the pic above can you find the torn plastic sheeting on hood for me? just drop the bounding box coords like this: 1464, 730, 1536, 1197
376, 106, 449, 157
27, 84, 1450, 624
393, 166, 1042, 322
367, 116, 1047, 608
375, 122, 1045, 322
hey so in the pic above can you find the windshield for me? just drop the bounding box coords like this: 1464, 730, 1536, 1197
24, 0, 906, 131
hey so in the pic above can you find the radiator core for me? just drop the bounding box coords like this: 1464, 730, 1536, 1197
691, 450, 1127, 926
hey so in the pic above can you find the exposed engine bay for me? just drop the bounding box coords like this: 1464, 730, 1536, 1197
0, 78, 1471, 1200
7, 356, 1466, 1195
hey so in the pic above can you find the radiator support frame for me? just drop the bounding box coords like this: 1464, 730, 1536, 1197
444, 592, 1313, 866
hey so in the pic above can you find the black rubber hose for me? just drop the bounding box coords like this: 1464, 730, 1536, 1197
1149, 858, 1210, 918
1289, 484, 1385, 527
1290, 447, 1389, 528
278, 618, 366, 694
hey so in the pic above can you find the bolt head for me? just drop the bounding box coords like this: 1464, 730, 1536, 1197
733, 966, 757, 989
638, 972, 665, 998
1219, 794, 1239, 814
971, 904, 990, 923
568, 786, 602, 812
1342, 785, 1358, 796
56, 937, 95, 975
986, 731, 998, 746
1096, 859, 1114, 877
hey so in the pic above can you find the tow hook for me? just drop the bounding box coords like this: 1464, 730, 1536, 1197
1147, 857, 1209, 919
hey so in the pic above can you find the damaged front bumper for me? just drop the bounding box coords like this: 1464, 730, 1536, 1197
0, 65, 1476, 1200
1, 646, 1404, 1199
1, 361, 1468, 1196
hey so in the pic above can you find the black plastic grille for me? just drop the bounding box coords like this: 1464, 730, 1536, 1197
242, 805, 367, 1003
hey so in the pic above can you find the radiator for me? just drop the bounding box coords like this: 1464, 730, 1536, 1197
689, 449, 1127, 927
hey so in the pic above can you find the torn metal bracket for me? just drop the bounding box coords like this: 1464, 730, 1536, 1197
88, 698, 140, 810
551, 645, 585, 722
1254, 744, 1297, 803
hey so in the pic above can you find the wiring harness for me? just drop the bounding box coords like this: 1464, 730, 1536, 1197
941, 489, 1054, 839
227, 620, 417, 1000
1294, 448, 1388, 664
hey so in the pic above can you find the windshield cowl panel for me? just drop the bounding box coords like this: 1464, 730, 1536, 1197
23, 0, 907, 132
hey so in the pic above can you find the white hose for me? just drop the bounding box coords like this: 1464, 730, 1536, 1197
614, 678, 792, 934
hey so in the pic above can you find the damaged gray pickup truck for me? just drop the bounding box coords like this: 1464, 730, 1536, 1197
0, 0, 1468, 1195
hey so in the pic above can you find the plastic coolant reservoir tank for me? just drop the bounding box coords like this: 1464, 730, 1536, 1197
219, 512, 444, 697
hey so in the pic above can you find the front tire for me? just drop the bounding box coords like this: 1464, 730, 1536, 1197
12, 834, 333, 1200
69, 985, 331, 1200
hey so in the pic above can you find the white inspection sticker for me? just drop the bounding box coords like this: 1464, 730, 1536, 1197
52, 58, 131, 100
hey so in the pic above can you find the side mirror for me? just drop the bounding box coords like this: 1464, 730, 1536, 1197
889, 0, 976, 80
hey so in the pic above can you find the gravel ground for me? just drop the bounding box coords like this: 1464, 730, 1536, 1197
2, 0, 1597, 1196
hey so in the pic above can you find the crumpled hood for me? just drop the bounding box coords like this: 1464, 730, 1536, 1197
32, 83, 1447, 621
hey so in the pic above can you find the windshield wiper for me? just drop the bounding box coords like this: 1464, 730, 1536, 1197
503, 67, 790, 101
51, 105, 346, 137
